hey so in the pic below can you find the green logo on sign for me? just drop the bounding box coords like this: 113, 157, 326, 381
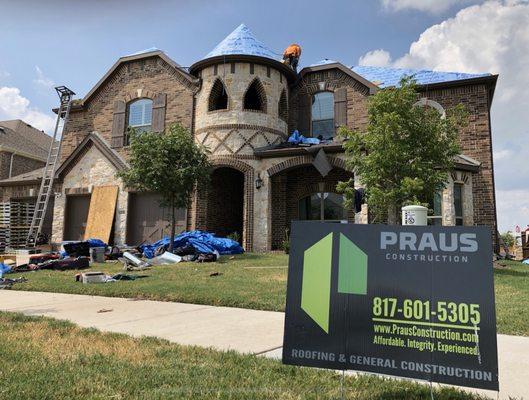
301, 232, 368, 333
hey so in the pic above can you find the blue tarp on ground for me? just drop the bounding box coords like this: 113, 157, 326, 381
140, 230, 244, 259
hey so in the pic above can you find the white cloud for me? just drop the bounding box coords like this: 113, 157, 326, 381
496, 189, 529, 233
0, 87, 55, 133
381, 0, 477, 14
358, 49, 392, 67
360, 0, 529, 232
0, 70, 10, 80
33, 66, 54, 89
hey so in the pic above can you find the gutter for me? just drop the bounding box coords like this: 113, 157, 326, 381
0, 145, 48, 163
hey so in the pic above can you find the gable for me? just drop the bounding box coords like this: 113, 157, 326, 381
56, 132, 127, 180
299, 62, 378, 95
69, 51, 199, 111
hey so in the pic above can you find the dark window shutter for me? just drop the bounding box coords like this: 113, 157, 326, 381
298, 93, 311, 136
111, 100, 126, 148
152, 93, 167, 133
334, 87, 347, 129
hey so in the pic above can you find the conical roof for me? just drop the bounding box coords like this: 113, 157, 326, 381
204, 24, 279, 60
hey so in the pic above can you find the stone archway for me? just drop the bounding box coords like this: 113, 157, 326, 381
267, 157, 354, 250
195, 156, 255, 251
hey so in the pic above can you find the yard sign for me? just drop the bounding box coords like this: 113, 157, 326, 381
282, 222, 499, 391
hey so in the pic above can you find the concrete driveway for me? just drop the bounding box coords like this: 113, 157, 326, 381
0, 290, 527, 399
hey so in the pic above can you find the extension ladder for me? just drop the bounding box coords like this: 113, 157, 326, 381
26, 86, 75, 247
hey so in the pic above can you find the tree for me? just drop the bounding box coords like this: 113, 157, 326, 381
500, 231, 515, 249
337, 78, 467, 224
118, 123, 211, 251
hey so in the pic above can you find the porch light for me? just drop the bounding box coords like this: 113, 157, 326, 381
255, 174, 263, 189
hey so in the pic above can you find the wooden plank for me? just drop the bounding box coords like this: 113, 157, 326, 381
84, 186, 119, 243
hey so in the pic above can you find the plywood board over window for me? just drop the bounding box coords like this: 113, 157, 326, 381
84, 186, 119, 243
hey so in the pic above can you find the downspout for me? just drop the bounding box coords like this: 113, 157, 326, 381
8, 152, 15, 178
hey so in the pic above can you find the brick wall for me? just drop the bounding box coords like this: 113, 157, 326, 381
60, 55, 197, 163
288, 68, 370, 135
270, 166, 354, 249
421, 84, 497, 242
0, 152, 44, 180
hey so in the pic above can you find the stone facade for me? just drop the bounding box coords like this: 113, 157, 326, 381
51, 145, 127, 244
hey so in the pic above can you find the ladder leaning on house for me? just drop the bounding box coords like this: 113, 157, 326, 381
26, 86, 75, 248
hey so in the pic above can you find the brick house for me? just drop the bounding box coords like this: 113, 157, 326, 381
0, 24, 498, 251
0, 119, 52, 182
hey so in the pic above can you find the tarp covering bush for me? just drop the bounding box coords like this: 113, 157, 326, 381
140, 231, 244, 259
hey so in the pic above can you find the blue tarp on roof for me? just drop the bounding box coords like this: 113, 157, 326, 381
204, 23, 279, 61
351, 65, 490, 88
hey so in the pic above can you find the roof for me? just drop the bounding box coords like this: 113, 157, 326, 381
351, 65, 491, 88
0, 166, 44, 186
0, 119, 53, 161
203, 24, 279, 60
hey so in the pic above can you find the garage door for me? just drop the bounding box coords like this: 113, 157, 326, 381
127, 193, 186, 245
64, 194, 91, 241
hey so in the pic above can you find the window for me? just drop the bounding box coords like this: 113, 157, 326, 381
243, 79, 267, 112
311, 92, 334, 139
454, 183, 464, 226
208, 79, 228, 111
278, 89, 288, 121
428, 191, 443, 226
127, 99, 152, 133
298, 192, 346, 221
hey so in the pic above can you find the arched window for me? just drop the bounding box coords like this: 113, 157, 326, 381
127, 98, 152, 133
278, 89, 288, 122
243, 78, 267, 112
311, 92, 334, 139
208, 79, 228, 111
414, 98, 446, 119
298, 192, 346, 221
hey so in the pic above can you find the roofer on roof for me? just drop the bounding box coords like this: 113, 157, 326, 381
283, 44, 301, 73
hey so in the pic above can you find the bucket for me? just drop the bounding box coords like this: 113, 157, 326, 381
89, 247, 106, 263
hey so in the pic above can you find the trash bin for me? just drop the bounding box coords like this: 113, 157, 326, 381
401, 205, 428, 226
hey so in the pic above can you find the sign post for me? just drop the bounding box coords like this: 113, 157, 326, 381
282, 222, 499, 391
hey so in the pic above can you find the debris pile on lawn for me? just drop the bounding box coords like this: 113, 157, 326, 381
0, 276, 27, 289
140, 230, 244, 260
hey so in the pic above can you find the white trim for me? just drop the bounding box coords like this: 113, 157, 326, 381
414, 98, 446, 119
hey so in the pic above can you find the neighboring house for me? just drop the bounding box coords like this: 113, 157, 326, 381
0, 119, 52, 182
0, 24, 498, 251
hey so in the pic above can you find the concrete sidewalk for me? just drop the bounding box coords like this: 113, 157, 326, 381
0, 291, 527, 399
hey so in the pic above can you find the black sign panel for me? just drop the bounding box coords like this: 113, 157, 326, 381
282, 222, 498, 391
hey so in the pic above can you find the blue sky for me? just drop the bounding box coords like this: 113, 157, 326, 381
0, 0, 527, 233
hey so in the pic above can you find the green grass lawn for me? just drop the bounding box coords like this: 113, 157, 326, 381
8, 254, 529, 336
0, 312, 489, 400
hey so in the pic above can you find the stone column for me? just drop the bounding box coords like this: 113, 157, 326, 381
252, 170, 270, 252
442, 177, 456, 226
114, 186, 128, 245
51, 192, 65, 244
354, 173, 368, 224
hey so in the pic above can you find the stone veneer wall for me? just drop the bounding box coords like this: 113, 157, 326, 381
194, 62, 289, 156
51, 145, 127, 244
